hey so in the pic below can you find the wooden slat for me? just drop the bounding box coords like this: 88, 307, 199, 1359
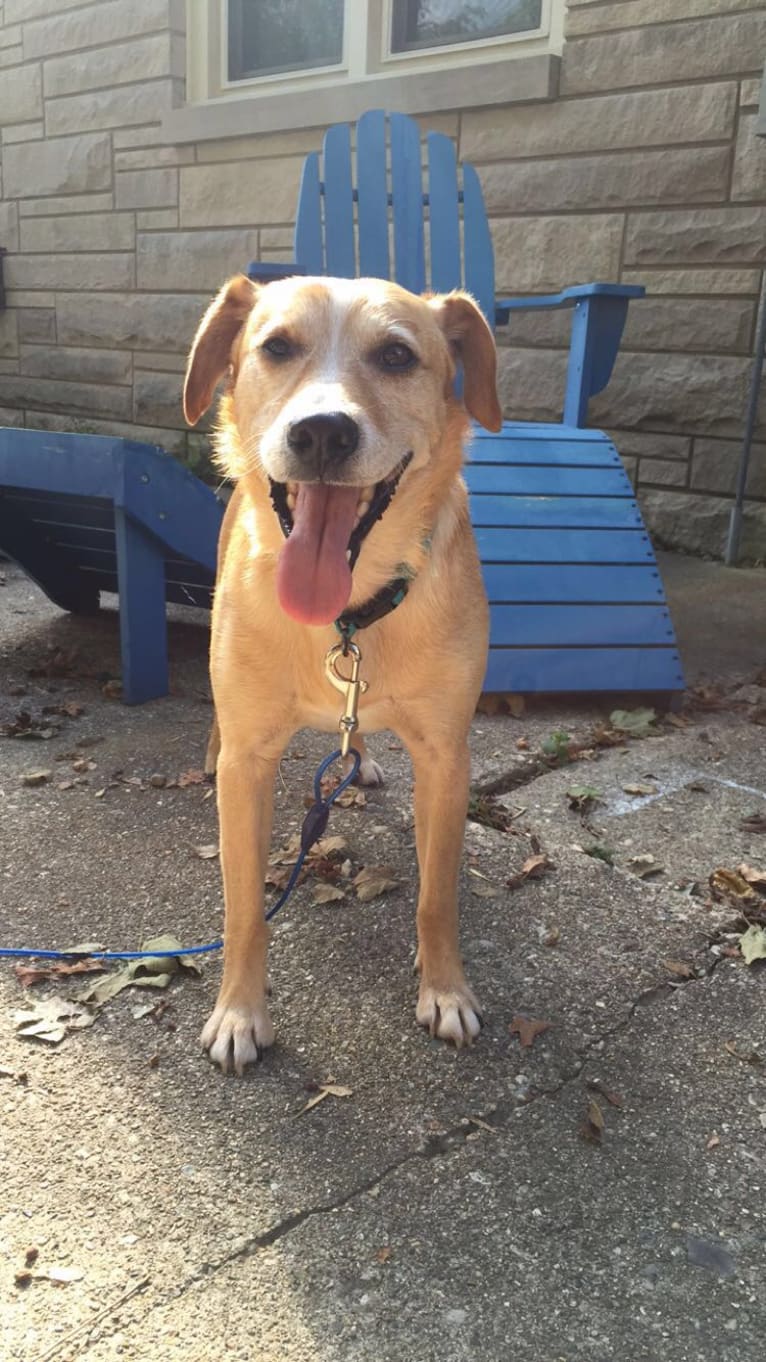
481, 563, 666, 603
294, 151, 324, 272
390, 112, 425, 294
322, 123, 356, 278
356, 109, 390, 279
466, 434, 621, 466
475, 527, 653, 564
462, 162, 495, 322
469, 494, 641, 529
466, 464, 633, 497
471, 423, 619, 444
484, 646, 684, 694
427, 131, 461, 293
489, 604, 675, 648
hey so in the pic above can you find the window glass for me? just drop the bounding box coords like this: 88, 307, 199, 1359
391, 0, 542, 52
228, 0, 344, 81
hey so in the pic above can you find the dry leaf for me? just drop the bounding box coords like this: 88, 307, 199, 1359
739, 924, 766, 965
709, 868, 758, 903
507, 854, 553, 891
586, 1079, 623, 1109
192, 843, 219, 860
579, 1098, 605, 1143
542, 926, 560, 948
740, 812, 766, 834
622, 783, 658, 797
353, 865, 398, 903
724, 1040, 762, 1064
509, 1015, 552, 1049
738, 863, 766, 891
298, 1082, 353, 1116
663, 959, 695, 979
13, 958, 106, 988
470, 879, 503, 899
706, 1133, 721, 1151
375, 1246, 392, 1264
312, 883, 346, 905
177, 768, 206, 787
627, 854, 664, 879
566, 784, 602, 812
13, 995, 95, 1045
313, 835, 348, 857
20, 769, 52, 787
609, 707, 657, 737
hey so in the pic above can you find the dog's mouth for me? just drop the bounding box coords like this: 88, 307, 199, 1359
269, 454, 412, 626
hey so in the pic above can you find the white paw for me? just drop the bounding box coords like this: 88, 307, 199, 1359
201, 1001, 274, 1075
342, 751, 385, 787
416, 982, 483, 1048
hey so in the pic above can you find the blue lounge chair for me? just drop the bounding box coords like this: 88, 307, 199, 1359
0, 429, 221, 704
248, 110, 684, 700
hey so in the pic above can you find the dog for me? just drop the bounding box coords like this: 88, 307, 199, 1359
183, 273, 502, 1074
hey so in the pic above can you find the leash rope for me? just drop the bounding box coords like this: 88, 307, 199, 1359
0, 745, 361, 963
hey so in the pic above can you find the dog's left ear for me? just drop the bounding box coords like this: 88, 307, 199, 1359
183, 274, 259, 426
429, 292, 503, 432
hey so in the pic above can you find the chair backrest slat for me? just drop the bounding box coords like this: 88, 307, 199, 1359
322, 122, 356, 277
356, 109, 390, 279
389, 112, 426, 295
462, 162, 495, 322
291, 112, 496, 323
294, 151, 324, 274
427, 131, 461, 296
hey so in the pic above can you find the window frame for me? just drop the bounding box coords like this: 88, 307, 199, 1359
387, 0, 547, 60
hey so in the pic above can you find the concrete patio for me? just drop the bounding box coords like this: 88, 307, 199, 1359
1, 551, 765, 1362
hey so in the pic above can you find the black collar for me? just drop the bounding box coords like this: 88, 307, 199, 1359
334, 573, 412, 645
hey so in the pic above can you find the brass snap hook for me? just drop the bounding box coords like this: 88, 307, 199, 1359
324, 642, 368, 758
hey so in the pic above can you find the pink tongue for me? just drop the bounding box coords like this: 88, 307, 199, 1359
276, 483, 360, 625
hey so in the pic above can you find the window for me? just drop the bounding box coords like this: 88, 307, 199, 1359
227, 0, 344, 82
171, 0, 563, 142
390, 1, 544, 54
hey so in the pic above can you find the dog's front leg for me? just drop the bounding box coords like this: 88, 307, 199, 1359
201, 743, 282, 1074
408, 736, 482, 1047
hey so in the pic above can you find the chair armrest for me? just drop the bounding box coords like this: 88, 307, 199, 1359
495, 283, 644, 326
246, 261, 307, 284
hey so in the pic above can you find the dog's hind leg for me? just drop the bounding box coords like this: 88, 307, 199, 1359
342, 734, 384, 787
204, 714, 220, 776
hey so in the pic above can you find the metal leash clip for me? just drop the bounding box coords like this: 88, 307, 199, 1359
324, 640, 368, 758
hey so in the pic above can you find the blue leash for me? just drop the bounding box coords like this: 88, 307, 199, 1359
0, 747, 360, 963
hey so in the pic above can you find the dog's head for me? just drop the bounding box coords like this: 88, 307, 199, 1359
184, 274, 501, 625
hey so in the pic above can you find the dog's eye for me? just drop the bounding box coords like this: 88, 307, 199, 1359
262, 335, 293, 360
376, 342, 418, 372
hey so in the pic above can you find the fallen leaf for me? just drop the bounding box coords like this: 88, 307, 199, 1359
566, 784, 602, 812
579, 1098, 605, 1143
507, 853, 553, 890
192, 843, 219, 860
13, 995, 95, 1045
353, 865, 398, 903
25, 1248, 39, 1267
20, 769, 52, 787
706, 1133, 721, 1151
516, 737, 529, 751
101, 679, 122, 699
627, 854, 664, 879
622, 782, 658, 796
509, 1015, 553, 1048
582, 844, 615, 866
77, 934, 202, 1006
663, 959, 696, 979
739, 924, 766, 965
13, 958, 106, 988
738, 863, 766, 891
723, 1040, 762, 1064
298, 1082, 353, 1116
313, 835, 348, 858
177, 768, 206, 787
609, 707, 657, 737
470, 878, 503, 899
375, 1246, 392, 1264
709, 868, 758, 903
586, 1079, 623, 1109
542, 925, 560, 948
740, 812, 766, 834
312, 883, 346, 905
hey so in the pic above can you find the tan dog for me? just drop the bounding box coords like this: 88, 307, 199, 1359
184, 274, 502, 1074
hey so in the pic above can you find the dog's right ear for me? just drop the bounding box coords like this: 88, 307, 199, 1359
183, 274, 259, 426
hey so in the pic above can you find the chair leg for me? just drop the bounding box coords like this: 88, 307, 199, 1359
114, 508, 169, 704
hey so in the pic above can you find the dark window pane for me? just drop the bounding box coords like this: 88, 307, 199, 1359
228, 0, 344, 81
391, 0, 542, 52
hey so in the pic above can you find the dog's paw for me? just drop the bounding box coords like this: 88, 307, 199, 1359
343, 751, 385, 787
416, 981, 483, 1048
201, 1001, 274, 1075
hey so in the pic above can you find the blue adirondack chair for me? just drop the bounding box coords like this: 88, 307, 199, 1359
248, 110, 684, 699
0, 429, 222, 704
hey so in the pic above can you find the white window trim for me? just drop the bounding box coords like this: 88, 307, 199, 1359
165, 0, 562, 143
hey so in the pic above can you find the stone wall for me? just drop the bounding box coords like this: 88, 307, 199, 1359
0, 0, 764, 554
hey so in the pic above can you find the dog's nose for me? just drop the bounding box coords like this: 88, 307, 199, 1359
286, 412, 360, 469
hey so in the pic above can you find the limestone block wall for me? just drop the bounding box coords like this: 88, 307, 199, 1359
0, 0, 764, 554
